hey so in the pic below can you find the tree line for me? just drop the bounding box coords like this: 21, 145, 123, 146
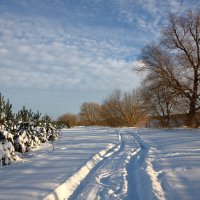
0, 93, 56, 131
59, 9, 200, 128
58, 89, 146, 127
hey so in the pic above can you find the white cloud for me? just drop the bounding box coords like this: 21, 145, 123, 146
112, 0, 200, 37
0, 14, 139, 93
1, 1, 198, 94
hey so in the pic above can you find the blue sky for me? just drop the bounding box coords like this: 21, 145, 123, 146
0, 0, 199, 119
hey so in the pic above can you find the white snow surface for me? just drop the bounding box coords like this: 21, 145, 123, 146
0, 127, 200, 200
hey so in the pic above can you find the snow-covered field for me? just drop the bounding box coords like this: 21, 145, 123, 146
0, 127, 200, 200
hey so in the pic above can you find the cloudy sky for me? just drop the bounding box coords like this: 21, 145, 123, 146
0, 0, 199, 118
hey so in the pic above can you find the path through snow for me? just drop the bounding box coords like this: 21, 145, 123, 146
70, 130, 140, 200
70, 129, 166, 200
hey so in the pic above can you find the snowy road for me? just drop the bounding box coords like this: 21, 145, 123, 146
1, 127, 200, 200
70, 130, 140, 200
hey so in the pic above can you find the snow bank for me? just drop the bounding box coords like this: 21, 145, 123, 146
138, 128, 200, 200
146, 158, 166, 200
44, 142, 120, 200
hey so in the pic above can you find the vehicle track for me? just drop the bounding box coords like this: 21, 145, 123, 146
125, 131, 166, 200
70, 130, 140, 200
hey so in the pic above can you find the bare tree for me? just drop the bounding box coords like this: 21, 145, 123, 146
57, 113, 78, 127
79, 102, 101, 125
101, 89, 124, 127
122, 89, 146, 126
101, 89, 146, 127
141, 80, 188, 127
136, 9, 200, 126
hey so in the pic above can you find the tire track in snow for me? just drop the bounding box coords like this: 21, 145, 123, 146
70, 131, 139, 200
126, 132, 166, 200
44, 139, 119, 200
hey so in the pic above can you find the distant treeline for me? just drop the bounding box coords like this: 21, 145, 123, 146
58, 89, 146, 127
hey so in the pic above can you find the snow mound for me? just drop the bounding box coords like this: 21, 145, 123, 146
146, 159, 166, 200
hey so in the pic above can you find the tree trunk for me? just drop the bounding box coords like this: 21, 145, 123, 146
188, 69, 199, 127
187, 99, 197, 127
